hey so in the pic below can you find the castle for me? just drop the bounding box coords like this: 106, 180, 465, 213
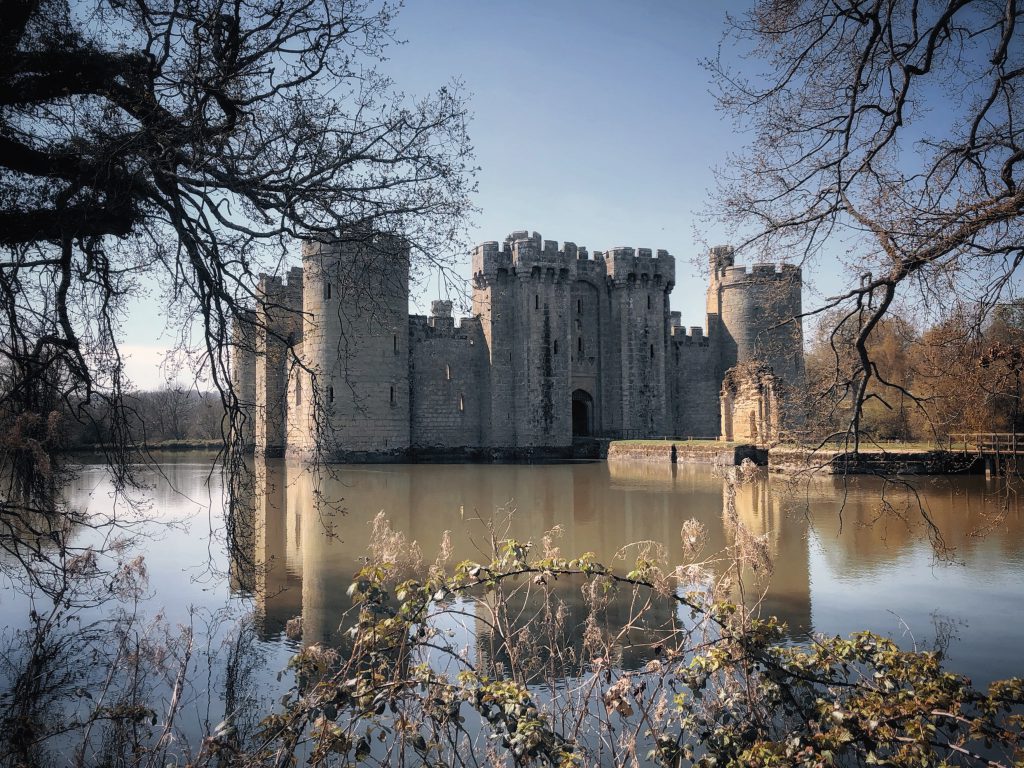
231, 230, 804, 460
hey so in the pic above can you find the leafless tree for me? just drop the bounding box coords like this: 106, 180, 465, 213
707, 0, 1023, 447
0, 0, 475, 506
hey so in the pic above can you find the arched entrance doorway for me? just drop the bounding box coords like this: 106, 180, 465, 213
572, 389, 594, 437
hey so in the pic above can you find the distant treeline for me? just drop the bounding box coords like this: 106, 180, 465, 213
63, 388, 226, 449
804, 302, 1024, 442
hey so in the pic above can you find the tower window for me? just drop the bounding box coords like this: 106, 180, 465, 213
393, 334, 398, 354
647, 295, 651, 310
390, 385, 395, 405
553, 340, 559, 354
295, 376, 302, 406
577, 298, 582, 314
324, 281, 332, 300
327, 385, 334, 403
577, 337, 583, 353
650, 344, 655, 359
535, 294, 539, 310
458, 393, 465, 412
445, 363, 451, 380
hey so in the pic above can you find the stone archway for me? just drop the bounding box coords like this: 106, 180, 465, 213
572, 389, 594, 437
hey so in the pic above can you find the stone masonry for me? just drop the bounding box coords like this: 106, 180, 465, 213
230, 231, 804, 461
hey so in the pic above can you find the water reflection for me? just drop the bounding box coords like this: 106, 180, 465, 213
231, 460, 1024, 683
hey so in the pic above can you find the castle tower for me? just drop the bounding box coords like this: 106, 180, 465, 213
472, 232, 574, 450
297, 232, 410, 460
254, 268, 303, 457
709, 248, 804, 389
607, 247, 675, 437
230, 309, 257, 450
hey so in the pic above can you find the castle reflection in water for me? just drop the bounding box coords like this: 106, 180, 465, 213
228, 460, 1024, 673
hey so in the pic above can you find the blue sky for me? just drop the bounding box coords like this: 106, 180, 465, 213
124, 0, 773, 389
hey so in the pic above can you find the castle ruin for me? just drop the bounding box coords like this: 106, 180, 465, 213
232, 230, 804, 460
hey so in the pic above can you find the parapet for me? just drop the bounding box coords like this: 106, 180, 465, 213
605, 245, 675, 287
257, 267, 303, 301
409, 312, 483, 341
471, 240, 510, 279
472, 231, 578, 282
718, 261, 802, 286
671, 324, 711, 345
302, 231, 410, 270
472, 230, 677, 288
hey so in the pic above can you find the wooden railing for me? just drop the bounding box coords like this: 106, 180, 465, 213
948, 432, 1024, 456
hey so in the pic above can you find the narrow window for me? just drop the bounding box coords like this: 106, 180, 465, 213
458, 393, 465, 412
393, 334, 398, 354
445, 363, 451, 381
295, 376, 302, 406
535, 294, 539, 310
553, 340, 559, 354
390, 385, 395, 405
650, 344, 655, 359
647, 294, 651, 310
327, 385, 334, 403
324, 281, 332, 300
577, 298, 582, 314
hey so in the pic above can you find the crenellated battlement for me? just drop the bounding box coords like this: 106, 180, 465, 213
409, 313, 482, 341
718, 262, 801, 286
671, 324, 710, 345
605, 246, 675, 287
257, 267, 304, 298
473, 231, 582, 282
473, 231, 676, 289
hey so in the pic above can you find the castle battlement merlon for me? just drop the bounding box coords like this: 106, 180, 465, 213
671, 324, 709, 344
257, 267, 304, 306
409, 306, 481, 339
510, 233, 578, 280
719, 262, 802, 286
605, 246, 675, 287
473, 231, 584, 281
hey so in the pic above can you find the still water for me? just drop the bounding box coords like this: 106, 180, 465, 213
229, 460, 1024, 683
1, 457, 1022, 756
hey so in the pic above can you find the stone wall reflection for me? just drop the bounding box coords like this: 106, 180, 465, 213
231, 461, 822, 650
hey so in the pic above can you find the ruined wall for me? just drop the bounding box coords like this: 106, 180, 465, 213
720, 362, 781, 444
409, 302, 486, 449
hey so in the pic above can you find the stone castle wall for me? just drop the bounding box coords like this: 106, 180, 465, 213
409, 303, 486, 449
668, 325, 722, 438
235, 230, 805, 459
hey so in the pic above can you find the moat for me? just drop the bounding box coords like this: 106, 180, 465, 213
2, 459, 1022, 757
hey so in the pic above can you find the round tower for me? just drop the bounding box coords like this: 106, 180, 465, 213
298, 232, 410, 460
717, 262, 804, 389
